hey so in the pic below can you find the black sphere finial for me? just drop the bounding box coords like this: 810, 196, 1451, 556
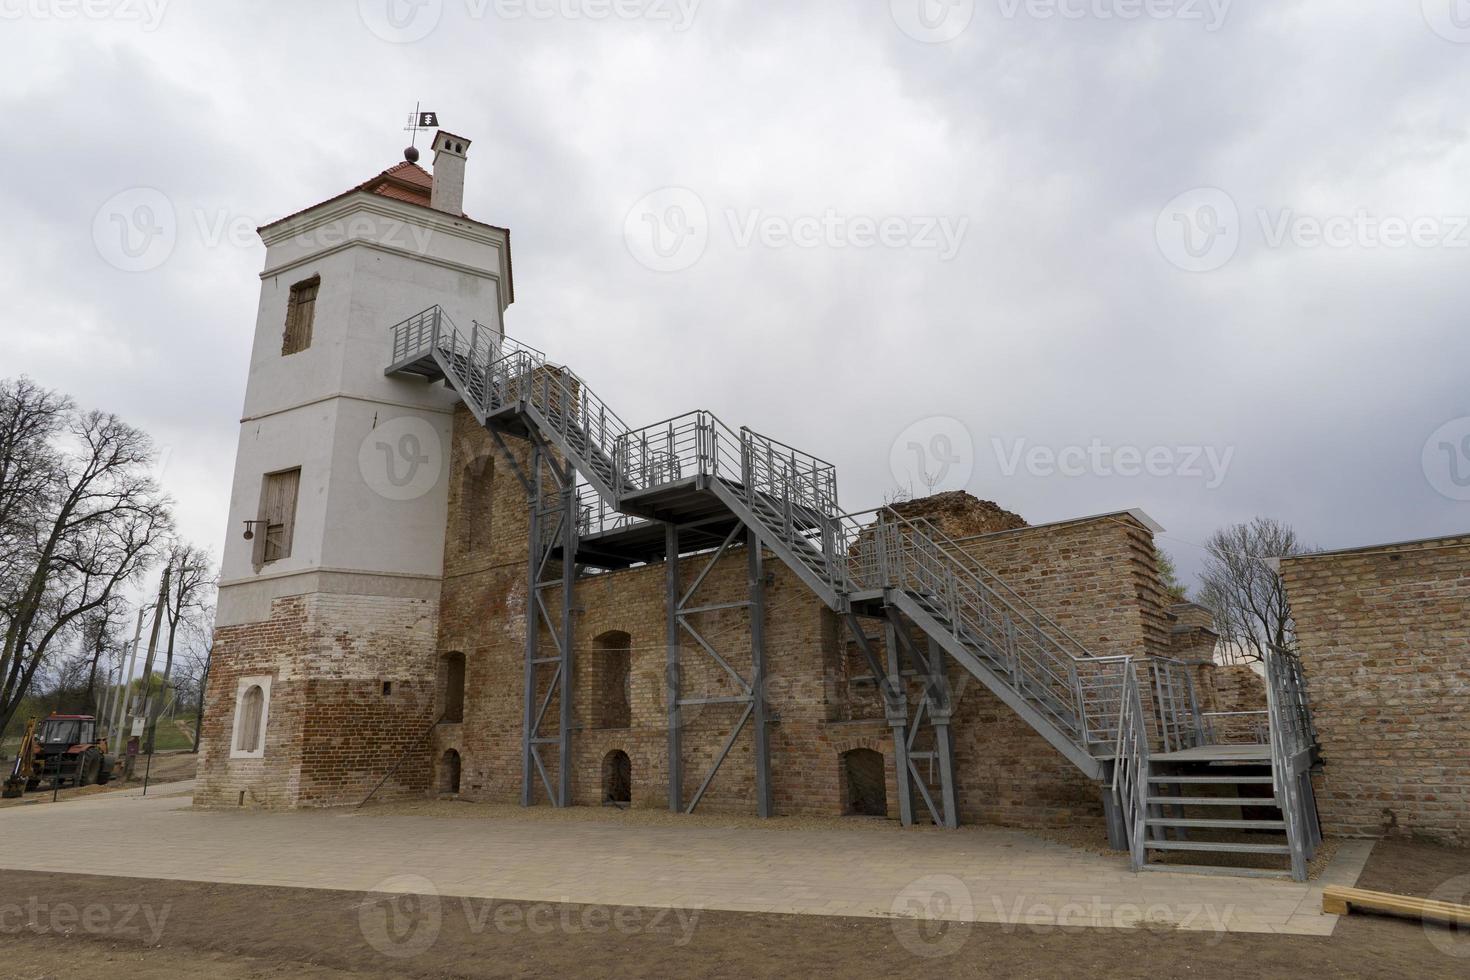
404, 145, 421, 164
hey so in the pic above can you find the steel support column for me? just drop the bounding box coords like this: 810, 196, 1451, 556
665, 522, 682, 812
521, 439, 577, 809
557, 459, 576, 807
927, 636, 959, 829
883, 618, 915, 827
520, 442, 542, 808
748, 528, 772, 818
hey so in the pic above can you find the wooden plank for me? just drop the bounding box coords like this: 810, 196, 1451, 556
1322, 886, 1470, 926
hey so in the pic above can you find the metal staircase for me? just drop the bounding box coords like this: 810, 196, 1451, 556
1117, 648, 1322, 880
385, 306, 1320, 879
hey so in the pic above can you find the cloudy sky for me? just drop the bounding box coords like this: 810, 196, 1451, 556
3, 0, 1469, 593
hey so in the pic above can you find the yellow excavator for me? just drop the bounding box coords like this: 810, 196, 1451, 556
3, 717, 38, 798
3, 714, 116, 798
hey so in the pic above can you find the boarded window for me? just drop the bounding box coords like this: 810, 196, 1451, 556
281, 275, 320, 355
237, 685, 266, 753
256, 468, 301, 565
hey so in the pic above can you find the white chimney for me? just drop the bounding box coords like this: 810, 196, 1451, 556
429, 131, 471, 216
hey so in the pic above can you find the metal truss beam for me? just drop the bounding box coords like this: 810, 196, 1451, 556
665, 524, 772, 816
521, 440, 578, 808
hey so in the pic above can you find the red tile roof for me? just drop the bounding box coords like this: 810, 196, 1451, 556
359, 161, 434, 207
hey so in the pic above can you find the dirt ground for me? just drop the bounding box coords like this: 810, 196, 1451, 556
0, 751, 197, 810
0, 840, 1467, 978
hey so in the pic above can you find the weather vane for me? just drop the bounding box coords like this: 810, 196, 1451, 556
403, 102, 440, 163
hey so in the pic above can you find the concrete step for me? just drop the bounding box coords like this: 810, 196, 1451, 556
1139, 864, 1292, 880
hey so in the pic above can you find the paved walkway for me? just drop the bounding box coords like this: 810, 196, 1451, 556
0, 787, 1371, 937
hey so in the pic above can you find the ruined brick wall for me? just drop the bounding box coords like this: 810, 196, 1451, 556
958, 515, 1171, 659
1283, 536, 1470, 844
196, 591, 439, 808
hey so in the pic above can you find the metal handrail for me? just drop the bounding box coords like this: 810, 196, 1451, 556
1111, 661, 1150, 871
1150, 657, 1204, 752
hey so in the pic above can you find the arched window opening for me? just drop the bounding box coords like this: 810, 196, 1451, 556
841, 748, 887, 817
440, 749, 462, 795
603, 750, 631, 807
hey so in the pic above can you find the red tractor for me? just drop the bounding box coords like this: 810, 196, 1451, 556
3, 714, 116, 797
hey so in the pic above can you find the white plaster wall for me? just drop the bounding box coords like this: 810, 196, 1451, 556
217, 192, 510, 627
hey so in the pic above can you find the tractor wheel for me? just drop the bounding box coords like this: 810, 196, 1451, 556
96, 757, 114, 785
78, 751, 101, 787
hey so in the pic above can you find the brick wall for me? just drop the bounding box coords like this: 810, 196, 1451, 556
1282, 535, 1470, 844
959, 515, 1172, 660
196, 591, 440, 807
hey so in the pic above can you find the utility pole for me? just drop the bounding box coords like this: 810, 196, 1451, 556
122, 570, 169, 780
191, 648, 212, 753
108, 608, 146, 740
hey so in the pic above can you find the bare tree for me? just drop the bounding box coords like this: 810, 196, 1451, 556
0, 387, 173, 737
145, 541, 216, 751
76, 597, 128, 715
1196, 517, 1314, 663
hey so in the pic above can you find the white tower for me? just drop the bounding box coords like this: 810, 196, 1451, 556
198, 134, 514, 807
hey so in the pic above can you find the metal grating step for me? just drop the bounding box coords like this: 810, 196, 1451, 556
1146, 840, 1291, 855
1146, 817, 1285, 830
1148, 796, 1279, 807
1148, 775, 1274, 784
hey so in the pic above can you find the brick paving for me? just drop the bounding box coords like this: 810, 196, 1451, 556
0, 783, 1374, 937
